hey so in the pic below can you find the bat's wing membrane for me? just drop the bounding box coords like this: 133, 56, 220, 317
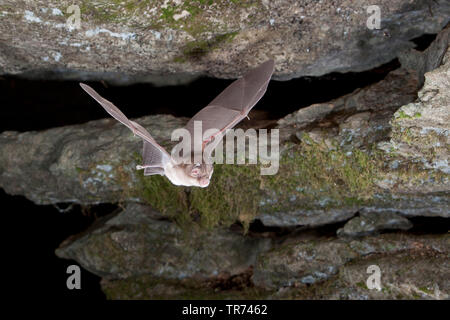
80, 83, 170, 175
184, 59, 274, 158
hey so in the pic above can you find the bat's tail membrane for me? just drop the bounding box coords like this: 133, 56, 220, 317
141, 140, 168, 169
143, 167, 165, 176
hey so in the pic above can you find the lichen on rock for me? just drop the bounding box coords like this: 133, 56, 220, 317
1, 0, 449, 84
55, 203, 271, 280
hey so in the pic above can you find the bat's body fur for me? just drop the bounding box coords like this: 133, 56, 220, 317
164, 160, 213, 187
80, 60, 274, 187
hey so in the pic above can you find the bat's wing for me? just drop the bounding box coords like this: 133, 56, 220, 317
184, 59, 274, 158
80, 83, 170, 175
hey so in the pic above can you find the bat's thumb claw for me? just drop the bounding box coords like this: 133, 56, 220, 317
136, 165, 145, 170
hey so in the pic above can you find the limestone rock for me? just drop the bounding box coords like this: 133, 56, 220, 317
252, 233, 449, 297
55, 203, 271, 279
336, 211, 413, 238
388, 49, 450, 176
0, 0, 448, 85
95, 232, 449, 299
0, 114, 186, 204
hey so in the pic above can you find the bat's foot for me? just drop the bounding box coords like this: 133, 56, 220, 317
136, 164, 160, 170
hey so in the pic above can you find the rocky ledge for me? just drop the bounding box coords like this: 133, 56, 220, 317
56, 203, 449, 299
1, 26, 448, 230
0, 1, 449, 84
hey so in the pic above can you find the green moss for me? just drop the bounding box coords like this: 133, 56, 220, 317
79, 134, 445, 232
133, 155, 261, 231
396, 110, 409, 119
189, 163, 261, 231
418, 286, 433, 295
356, 281, 368, 290
79, 0, 252, 34
177, 31, 238, 60
261, 138, 382, 212
75, 167, 83, 173
172, 56, 187, 63
135, 165, 189, 216
396, 110, 422, 119
132, 137, 385, 229
394, 127, 414, 145
77, 0, 268, 63
102, 274, 271, 300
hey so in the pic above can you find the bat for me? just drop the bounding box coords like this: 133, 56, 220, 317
80, 59, 274, 187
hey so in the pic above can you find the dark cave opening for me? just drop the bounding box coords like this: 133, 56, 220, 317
410, 33, 438, 52
1, 189, 113, 299
0, 59, 399, 133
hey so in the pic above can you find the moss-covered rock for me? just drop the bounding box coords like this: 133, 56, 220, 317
253, 233, 449, 299
101, 273, 272, 300
57, 206, 449, 299
336, 211, 413, 238
1, 1, 449, 84
56, 203, 271, 279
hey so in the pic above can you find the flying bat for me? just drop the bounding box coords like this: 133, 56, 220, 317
80, 59, 274, 187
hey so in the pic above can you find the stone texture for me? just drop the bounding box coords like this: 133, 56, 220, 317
271, 243, 449, 300
336, 211, 413, 238
55, 203, 271, 279
93, 231, 449, 299
387, 49, 450, 176
0, 1, 448, 85
255, 27, 449, 227
0, 114, 187, 204
252, 233, 449, 297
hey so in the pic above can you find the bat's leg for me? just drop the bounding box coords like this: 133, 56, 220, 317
130, 125, 138, 137
136, 164, 162, 170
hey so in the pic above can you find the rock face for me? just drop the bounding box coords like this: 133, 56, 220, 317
389, 49, 450, 176
0, 115, 186, 204
252, 233, 448, 294
57, 203, 449, 299
255, 27, 449, 227
0, 27, 448, 230
257, 233, 449, 300
0, 1, 449, 84
56, 203, 271, 280
336, 212, 413, 238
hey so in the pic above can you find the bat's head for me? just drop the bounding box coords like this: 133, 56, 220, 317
185, 163, 214, 187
